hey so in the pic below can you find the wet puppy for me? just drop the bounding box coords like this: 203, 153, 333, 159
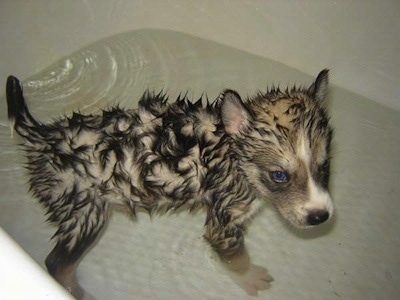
6, 70, 333, 299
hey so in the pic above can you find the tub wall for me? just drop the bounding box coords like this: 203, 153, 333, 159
0, 0, 399, 110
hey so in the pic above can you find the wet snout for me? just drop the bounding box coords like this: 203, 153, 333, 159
302, 184, 333, 227
306, 209, 330, 226
275, 191, 333, 228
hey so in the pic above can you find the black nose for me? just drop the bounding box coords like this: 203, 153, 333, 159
307, 210, 330, 226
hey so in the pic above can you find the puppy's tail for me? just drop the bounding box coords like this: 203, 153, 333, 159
6, 76, 43, 141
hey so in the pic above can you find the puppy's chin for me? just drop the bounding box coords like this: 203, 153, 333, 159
283, 217, 311, 229
280, 209, 332, 229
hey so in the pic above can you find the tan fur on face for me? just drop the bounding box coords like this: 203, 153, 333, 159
234, 87, 333, 228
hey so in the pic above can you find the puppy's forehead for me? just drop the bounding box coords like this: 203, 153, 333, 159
251, 94, 313, 128
248, 90, 331, 158
296, 134, 311, 164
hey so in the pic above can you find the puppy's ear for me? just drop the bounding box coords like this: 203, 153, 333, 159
221, 90, 252, 135
308, 69, 329, 102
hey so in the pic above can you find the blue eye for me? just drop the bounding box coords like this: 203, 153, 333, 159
271, 171, 289, 183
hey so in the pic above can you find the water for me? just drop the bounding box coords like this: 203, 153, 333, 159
0, 29, 399, 300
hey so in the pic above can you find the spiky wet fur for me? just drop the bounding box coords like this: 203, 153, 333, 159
6, 70, 333, 298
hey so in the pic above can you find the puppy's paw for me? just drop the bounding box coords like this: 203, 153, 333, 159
230, 264, 273, 296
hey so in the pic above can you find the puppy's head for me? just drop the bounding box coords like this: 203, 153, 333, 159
221, 70, 333, 228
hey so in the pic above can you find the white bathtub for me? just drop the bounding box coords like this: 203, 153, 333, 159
1, 2, 399, 300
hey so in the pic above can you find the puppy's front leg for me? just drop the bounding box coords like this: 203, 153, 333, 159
204, 211, 273, 296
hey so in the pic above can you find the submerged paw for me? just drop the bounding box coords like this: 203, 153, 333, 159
230, 264, 273, 296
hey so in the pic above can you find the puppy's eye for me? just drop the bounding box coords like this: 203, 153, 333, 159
320, 160, 330, 172
270, 171, 289, 183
